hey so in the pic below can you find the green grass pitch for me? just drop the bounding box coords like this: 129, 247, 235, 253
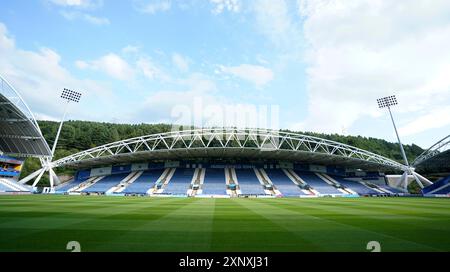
0, 195, 449, 252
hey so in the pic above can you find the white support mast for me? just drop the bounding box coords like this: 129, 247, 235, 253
377, 95, 432, 191
20, 88, 82, 190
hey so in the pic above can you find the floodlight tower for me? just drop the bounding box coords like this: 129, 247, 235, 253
51, 88, 82, 157
377, 95, 409, 167
19, 88, 82, 190
377, 95, 432, 191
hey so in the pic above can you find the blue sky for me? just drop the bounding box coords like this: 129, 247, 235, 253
1, 0, 450, 149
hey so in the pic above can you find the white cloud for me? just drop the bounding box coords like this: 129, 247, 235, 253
50, 0, 89, 7
49, 0, 102, 9
136, 57, 169, 81
135, 0, 171, 14
253, 0, 302, 50
399, 106, 450, 137
60, 11, 110, 25
210, 0, 241, 14
133, 74, 219, 123
133, 73, 275, 129
219, 64, 274, 87
77, 52, 170, 82
75, 60, 89, 69
0, 22, 115, 121
122, 45, 140, 54
76, 53, 134, 81
83, 14, 110, 25
296, 0, 450, 136
172, 53, 189, 72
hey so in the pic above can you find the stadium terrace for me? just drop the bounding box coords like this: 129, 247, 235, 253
0, 74, 449, 198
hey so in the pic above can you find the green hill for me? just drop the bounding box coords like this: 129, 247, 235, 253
20, 120, 424, 185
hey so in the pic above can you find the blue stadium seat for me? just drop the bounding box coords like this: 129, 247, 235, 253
122, 169, 164, 194
55, 179, 87, 193
163, 168, 194, 195
377, 185, 404, 194
82, 173, 129, 193
295, 171, 342, 194
265, 169, 306, 196
0, 182, 12, 191
423, 175, 450, 195
201, 168, 227, 195
235, 168, 266, 195
434, 185, 450, 194
331, 176, 379, 195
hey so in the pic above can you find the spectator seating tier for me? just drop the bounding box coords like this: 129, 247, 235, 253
295, 171, 342, 194
235, 169, 266, 195
265, 169, 306, 196
202, 168, 227, 195
82, 173, 129, 193
122, 169, 164, 194
163, 168, 195, 195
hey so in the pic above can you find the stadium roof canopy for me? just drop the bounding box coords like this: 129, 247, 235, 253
51, 128, 407, 172
0, 75, 51, 158
413, 135, 450, 174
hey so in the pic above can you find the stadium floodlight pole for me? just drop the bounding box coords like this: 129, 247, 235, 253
21, 88, 82, 190
51, 89, 82, 157
377, 95, 432, 191
377, 95, 410, 190
51, 100, 69, 156
377, 95, 409, 167
47, 88, 82, 188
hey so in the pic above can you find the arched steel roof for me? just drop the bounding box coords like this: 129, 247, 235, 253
413, 134, 450, 173
0, 75, 51, 158
51, 128, 406, 171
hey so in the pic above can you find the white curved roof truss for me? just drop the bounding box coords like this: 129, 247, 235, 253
413, 135, 450, 166
52, 128, 406, 171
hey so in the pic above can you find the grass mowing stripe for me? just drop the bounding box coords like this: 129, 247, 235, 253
211, 198, 321, 251
91, 198, 216, 251
261, 198, 445, 251
235, 198, 346, 251
0, 196, 186, 251
338, 198, 450, 210
273, 198, 450, 220
280, 198, 450, 228
0, 196, 448, 252
250, 198, 423, 251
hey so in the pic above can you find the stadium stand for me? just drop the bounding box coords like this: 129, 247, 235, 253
201, 168, 227, 195
122, 169, 164, 194
375, 184, 404, 194
50, 163, 426, 197
0, 178, 30, 192
235, 168, 266, 195
55, 178, 89, 193
0, 75, 52, 158
422, 175, 450, 195
433, 185, 450, 194
82, 173, 129, 193
330, 175, 379, 195
0, 183, 11, 192
265, 169, 306, 196
163, 168, 194, 195
295, 171, 342, 194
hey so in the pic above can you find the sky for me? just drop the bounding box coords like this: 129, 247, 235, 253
1, 0, 450, 149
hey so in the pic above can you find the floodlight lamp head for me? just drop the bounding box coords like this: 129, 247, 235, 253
377, 95, 398, 109
61, 88, 82, 103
